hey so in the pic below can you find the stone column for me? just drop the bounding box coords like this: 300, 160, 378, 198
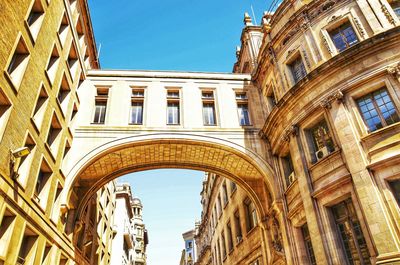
327, 97, 400, 263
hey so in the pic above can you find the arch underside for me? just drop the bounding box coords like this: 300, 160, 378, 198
69, 137, 276, 220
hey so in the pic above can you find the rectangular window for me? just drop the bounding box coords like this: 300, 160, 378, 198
301, 224, 317, 265
34, 159, 52, 208
57, 74, 71, 113
289, 56, 307, 84
58, 13, 69, 47
93, 88, 108, 124
7, 36, 30, 88
203, 103, 216, 125
45, 45, 59, 85
47, 114, 62, 154
308, 119, 335, 162
244, 199, 257, 232
130, 102, 143, 124
167, 102, 180, 124
230, 181, 237, 194
221, 232, 227, 259
202, 91, 217, 125
237, 104, 250, 126
389, 179, 400, 206
282, 153, 295, 187
236, 92, 251, 126
167, 90, 180, 125
331, 199, 370, 265
222, 182, 228, 206
227, 222, 234, 252
389, 0, 400, 18
67, 44, 79, 79
0, 209, 17, 258
17, 226, 38, 265
356, 88, 399, 132
32, 85, 48, 129
329, 21, 359, 52
26, 0, 45, 42
234, 210, 242, 243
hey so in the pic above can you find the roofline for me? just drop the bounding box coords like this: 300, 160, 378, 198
79, 0, 100, 69
87, 69, 252, 81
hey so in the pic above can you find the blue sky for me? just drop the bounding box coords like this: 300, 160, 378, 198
88, 0, 269, 72
87, 1, 271, 264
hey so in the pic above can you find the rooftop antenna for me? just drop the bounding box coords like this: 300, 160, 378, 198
251, 5, 258, 26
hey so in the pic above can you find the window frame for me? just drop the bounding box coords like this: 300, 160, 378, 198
166, 88, 181, 125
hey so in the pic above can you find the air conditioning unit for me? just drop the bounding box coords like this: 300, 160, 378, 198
315, 146, 329, 161
288, 172, 296, 184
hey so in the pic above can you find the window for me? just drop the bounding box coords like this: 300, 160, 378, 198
93, 87, 108, 124
167, 90, 180, 125
217, 239, 222, 265
7, 36, 30, 88
45, 45, 60, 84
282, 153, 295, 187
167, 102, 179, 124
235, 92, 251, 126
234, 210, 242, 243
130, 89, 144, 124
47, 114, 62, 152
226, 222, 234, 252
32, 85, 48, 129
67, 44, 79, 79
389, 0, 400, 18
26, 0, 45, 42
356, 88, 399, 132
329, 21, 358, 52
17, 134, 36, 185
41, 243, 52, 264
331, 199, 370, 265
301, 224, 317, 265
58, 13, 69, 47
308, 119, 335, 162
130, 102, 143, 124
217, 194, 223, 217
221, 232, 227, 259
202, 91, 217, 125
57, 74, 71, 112
0, 88, 12, 138
244, 198, 257, 232
0, 209, 17, 258
389, 179, 400, 206
17, 226, 38, 265
222, 182, 229, 205
34, 159, 52, 206
230, 181, 237, 194
289, 56, 307, 84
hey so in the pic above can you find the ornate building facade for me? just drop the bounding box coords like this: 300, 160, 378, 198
110, 183, 148, 265
1, 0, 400, 264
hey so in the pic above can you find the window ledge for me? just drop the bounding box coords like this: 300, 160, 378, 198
360, 122, 400, 143
308, 149, 341, 170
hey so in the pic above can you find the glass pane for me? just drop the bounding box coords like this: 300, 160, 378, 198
167, 102, 179, 124
203, 103, 216, 125
237, 104, 250, 126
131, 102, 143, 124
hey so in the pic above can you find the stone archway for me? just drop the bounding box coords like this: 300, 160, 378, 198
62, 133, 277, 220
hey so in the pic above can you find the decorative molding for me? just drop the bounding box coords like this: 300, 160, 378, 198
329, 14, 343, 23
387, 62, 400, 78
322, 34, 333, 55
382, 4, 396, 26
282, 124, 298, 142
320, 90, 344, 109
353, 17, 365, 37
302, 49, 311, 69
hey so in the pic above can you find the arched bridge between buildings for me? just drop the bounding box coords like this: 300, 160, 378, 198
60, 70, 280, 263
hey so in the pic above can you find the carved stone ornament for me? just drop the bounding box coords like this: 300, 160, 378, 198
353, 17, 365, 37
322, 34, 333, 55
282, 124, 298, 142
268, 211, 284, 253
387, 62, 400, 78
320, 90, 344, 109
382, 4, 396, 26
302, 49, 311, 69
